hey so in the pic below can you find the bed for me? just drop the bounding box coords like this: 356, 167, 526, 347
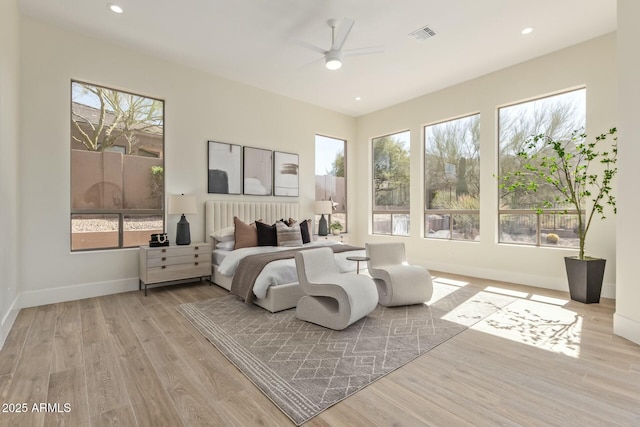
205, 200, 366, 312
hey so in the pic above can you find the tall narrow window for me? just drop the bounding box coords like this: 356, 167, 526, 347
71, 81, 165, 251
498, 88, 586, 247
424, 114, 480, 241
372, 131, 411, 236
315, 135, 347, 233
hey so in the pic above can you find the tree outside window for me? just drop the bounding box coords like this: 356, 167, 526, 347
424, 114, 480, 241
70, 81, 165, 250
372, 131, 411, 236
498, 88, 586, 247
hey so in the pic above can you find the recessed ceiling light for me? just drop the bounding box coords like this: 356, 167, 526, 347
355, 97, 362, 101
521, 27, 533, 35
108, 3, 124, 14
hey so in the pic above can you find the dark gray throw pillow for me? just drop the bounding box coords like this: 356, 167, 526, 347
256, 221, 278, 246
299, 219, 311, 244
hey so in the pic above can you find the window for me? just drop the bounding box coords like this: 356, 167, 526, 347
315, 135, 347, 232
71, 81, 165, 250
424, 114, 480, 241
372, 131, 411, 236
498, 88, 586, 247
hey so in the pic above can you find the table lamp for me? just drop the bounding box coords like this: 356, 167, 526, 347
315, 200, 333, 236
168, 194, 197, 245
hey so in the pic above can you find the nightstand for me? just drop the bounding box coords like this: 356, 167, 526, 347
315, 233, 349, 244
139, 242, 212, 295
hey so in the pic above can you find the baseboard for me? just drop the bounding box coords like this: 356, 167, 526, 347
19, 278, 140, 309
0, 296, 20, 350
613, 313, 640, 346
425, 260, 616, 299
601, 282, 616, 300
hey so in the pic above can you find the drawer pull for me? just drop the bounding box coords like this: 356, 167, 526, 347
194, 262, 199, 266
161, 266, 166, 269
194, 254, 199, 258
162, 249, 167, 253
162, 257, 166, 261
194, 246, 199, 250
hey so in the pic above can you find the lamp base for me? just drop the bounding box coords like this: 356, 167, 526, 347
176, 214, 191, 245
318, 214, 328, 236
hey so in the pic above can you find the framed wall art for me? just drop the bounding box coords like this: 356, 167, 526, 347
208, 141, 242, 194
273, 151, 299, 197
243, 147, 272, 196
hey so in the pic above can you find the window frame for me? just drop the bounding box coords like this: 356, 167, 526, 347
497, 87, 586, 248
423, 113, 481, 242
314, 134, 347, 234
371, 130, 411, 237
70, 80, 165, 252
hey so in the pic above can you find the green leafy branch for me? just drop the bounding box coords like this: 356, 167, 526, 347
497, 127, 617, 259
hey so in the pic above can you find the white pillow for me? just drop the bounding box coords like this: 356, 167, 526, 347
211, 226, 234, 242
215, 240, 235, 251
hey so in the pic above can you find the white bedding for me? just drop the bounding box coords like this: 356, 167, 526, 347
215, 240, 366, 299
212, 249, 230, 266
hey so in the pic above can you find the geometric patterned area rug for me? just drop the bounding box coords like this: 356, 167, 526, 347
177, 281, 516, 425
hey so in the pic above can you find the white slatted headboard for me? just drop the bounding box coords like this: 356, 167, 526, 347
205, 200, 300, 244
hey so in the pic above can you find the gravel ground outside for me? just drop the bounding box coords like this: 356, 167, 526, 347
72, 217, 163, 232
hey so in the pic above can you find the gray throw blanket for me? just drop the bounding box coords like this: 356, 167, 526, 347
230, 245, 364, 304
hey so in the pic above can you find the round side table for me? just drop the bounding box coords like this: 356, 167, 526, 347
346, 256, 370, 274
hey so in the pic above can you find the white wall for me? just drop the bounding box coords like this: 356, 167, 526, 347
0, 0, 21, 348
18, 17, 355, 306
353, 34, 618, 298
614, 0, 640, 345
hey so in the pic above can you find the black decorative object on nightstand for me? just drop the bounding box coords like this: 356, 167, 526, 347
169, 194, 197, 245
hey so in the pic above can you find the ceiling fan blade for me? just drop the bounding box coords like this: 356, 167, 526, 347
332, 18, 354, 51
342, 46, 385, 57
293, 40, 328, 55
297, 56, 324, 71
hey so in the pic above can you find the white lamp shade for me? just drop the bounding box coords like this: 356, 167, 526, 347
315, 200, 333, 215
168, 194, 197, 215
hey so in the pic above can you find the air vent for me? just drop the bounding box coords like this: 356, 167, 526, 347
409, 25, 437, 41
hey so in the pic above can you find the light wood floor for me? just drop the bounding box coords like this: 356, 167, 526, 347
1, 274, 639, 427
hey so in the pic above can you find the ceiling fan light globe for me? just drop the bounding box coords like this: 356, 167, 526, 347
326, 58, 342, 70
325, 50, 343, 70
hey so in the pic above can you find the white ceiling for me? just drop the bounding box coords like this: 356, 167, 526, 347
19, 0, 617, 117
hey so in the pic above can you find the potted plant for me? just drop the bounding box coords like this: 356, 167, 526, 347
498, 127, 617, 303
330, 221, 343, 235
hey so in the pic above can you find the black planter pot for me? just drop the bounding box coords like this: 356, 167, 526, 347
564, 257, 606, 304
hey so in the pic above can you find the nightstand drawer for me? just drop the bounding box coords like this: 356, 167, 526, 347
146, 245, 210, 259
147, 253, 211, 268
147, 262, 212, 284
315, 233, 349, 244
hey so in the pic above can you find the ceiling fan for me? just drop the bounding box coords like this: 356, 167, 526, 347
299, 18, 384, 70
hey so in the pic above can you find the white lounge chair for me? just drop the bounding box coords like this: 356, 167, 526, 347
365, 242, 433, 306
294, 247, 378, 330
